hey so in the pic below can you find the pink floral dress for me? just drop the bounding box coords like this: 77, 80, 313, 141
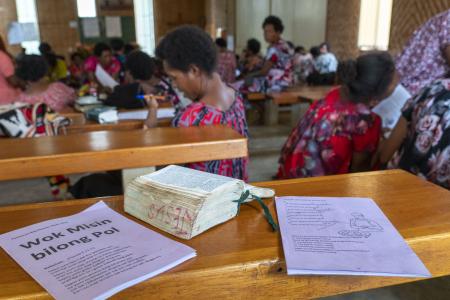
389, 79, 450, 189
17, 82, 76, 112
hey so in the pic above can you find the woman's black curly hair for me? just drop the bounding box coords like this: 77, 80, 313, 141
337, 51, 395, 103
15, 55, 49, 82
94, 42, 112, 57
155, 25, 217, 75
125, 51, 155, 81
262, 15, 284, 33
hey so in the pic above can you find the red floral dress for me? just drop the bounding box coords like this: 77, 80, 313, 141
172, 90, 249, 181
277, 88, 381, 179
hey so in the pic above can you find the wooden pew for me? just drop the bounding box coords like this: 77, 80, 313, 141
1, 170, 449, 299
0, 126, 247, 181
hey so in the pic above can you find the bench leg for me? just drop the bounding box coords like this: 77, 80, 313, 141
263, 100, 279, 126
290, 103, 310, 127
122, 167, 156, 193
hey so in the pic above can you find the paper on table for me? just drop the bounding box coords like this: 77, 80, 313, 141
372, 84, 411, 135
95, 64, 119, 89
0, 201, 196, 300
105, 16, 122, 38
275, 196, 430, 277
118, 108, 175, 120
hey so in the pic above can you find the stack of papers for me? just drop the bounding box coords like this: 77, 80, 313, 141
275, 196, 430, 277
118, 108, 176, 120
0, 201, 196, 300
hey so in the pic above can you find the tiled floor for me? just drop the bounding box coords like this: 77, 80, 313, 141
1, 123, 449, 299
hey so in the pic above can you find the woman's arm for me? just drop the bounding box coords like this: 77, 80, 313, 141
245, 60, 274, 78
377, 117, 408, 165
350, 152, 372, 172
144, 97, 159, 128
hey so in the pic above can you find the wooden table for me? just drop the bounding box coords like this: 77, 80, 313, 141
63, 114, 171, 134
1, 170, 449, 299
0, 126, 247, 181
246, 86, 334, 126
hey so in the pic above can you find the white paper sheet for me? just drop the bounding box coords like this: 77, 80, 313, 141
372, 84, 411, 135
105, 16, 122, 38
95, 64, 119, 89
0, 201, 196, 300
275, 196, 430, 277
117, 108, 175, 120
82, 18, 100, 38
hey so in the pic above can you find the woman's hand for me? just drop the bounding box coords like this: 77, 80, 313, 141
143, 95, 159, 128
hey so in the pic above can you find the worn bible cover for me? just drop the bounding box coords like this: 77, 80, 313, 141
124, 165, 274, 239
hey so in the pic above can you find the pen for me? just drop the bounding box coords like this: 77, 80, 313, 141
136, 94, 166, 108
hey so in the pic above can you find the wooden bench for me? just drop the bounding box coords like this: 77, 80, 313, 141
0, 126, 247, 181
1, 170, 449, 299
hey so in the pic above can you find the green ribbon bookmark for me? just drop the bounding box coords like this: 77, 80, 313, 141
233, 190, 279, 232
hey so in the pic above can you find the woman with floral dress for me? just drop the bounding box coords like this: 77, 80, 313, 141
237, 15, 294, 93
378, 78, 450, 189
277, 52, 397, 179
145, 25, 248, 181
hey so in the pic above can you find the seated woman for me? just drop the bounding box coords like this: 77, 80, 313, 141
238, 15, 294, 93
145, 25, 248, 181
0, 35, 19, 104
377, 77, 450, 189
68, 52, 87, 87
84, 42, 121, 86
39, 42, 68, 82
307, 43, 338, 86
215, 38, 237, 84
277, 51, 397, 179
105, 50, 179, 109
15, 55, 76, 112
293, 46, 314, 84
238, 38, 264, 78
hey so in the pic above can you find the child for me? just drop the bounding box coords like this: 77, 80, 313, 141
145, 25, 248, 181
277, 52, 397, 179
238, 38, 264, 78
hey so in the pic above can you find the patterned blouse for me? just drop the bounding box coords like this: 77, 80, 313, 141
396, 9, 450, 96
389, 79, 450, 189
241, 39, 294, 93
277, 88, 381, 179
17, 82, 76, 112
172, 90, 249, 181
217, 50, 237, 84
84, 55, 121, 77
